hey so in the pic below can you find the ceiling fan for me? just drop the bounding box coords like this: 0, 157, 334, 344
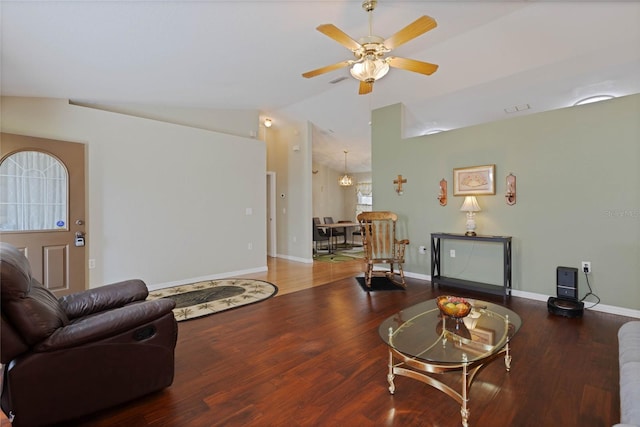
302, 0, 439, 95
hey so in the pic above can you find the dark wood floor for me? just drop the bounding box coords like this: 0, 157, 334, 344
3, 260, 634, 427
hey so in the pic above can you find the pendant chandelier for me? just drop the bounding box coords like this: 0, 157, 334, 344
338, 150, 354, 187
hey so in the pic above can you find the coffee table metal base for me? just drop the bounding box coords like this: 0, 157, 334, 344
386, 341, 512, 427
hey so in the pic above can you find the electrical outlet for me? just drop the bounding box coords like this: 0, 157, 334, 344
88, 259, 96, 269
581, 261, 591, 274
450, 249, 456, 258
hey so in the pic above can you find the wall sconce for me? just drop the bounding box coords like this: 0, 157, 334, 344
460, 196, 481, 236
394, 174, 407, 195
505, 173, 516, 205
263, 118, 273, 128
438, 178, 447, 206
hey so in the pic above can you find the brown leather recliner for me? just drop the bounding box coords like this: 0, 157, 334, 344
0, 242, 178, 427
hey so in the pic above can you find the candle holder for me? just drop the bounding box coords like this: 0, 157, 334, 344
438, 178, 447, 206
505, 173, 516, 205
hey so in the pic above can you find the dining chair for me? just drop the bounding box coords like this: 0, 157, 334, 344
312, 218, 330, 253
323, 217, 345, 247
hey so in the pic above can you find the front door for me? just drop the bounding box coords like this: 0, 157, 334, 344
0, 133, 86, 297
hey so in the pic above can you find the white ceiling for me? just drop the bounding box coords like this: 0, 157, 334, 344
2, 1, 639, 173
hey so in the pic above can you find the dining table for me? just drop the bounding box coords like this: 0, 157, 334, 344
318, 221, 359, 253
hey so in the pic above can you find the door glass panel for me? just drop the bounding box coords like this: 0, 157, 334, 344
0, 150, 68, 231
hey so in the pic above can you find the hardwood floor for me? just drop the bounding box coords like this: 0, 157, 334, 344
3, 257, 634, 427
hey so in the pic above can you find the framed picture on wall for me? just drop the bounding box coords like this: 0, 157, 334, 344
453, 164, 496, 196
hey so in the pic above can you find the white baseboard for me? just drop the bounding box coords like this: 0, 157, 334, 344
403, 271, 640, 319
276, 253, 313, 264
149, 265, 640, 319
147, 265, 268, 292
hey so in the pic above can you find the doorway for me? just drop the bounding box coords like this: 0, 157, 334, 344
0, 133, 86, 297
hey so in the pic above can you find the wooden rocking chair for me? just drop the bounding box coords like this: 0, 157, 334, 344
356, 211, 410, 289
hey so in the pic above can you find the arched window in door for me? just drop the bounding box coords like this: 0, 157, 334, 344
0, 150, 68, 231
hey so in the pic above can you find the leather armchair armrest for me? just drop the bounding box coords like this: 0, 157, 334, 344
59, 279, 149, 319
34, 298, 176, 352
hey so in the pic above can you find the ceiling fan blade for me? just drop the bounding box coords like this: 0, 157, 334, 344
383, 16, 437, 50
302, 60, 352, 78
358, 80, 373, 95
387, 57, 439, 75
317, 24, 362, 51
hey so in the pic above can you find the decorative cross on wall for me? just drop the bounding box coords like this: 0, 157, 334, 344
393, 174, 407, 195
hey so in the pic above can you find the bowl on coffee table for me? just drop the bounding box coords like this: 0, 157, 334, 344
436, 295, 472, 319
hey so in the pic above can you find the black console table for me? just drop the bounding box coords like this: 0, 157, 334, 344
430, 233, 512, 297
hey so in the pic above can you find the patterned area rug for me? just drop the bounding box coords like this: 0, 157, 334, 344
147, 279, 278, 321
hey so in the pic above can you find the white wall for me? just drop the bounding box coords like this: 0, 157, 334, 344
312, 166, 372, 222
312, 162, 346, 221
265, 120, 313, 262
1, 97, 267, 289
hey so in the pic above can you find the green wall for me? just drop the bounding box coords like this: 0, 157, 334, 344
371, 94, 639, 311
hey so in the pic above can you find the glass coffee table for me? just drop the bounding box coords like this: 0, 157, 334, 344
379, 298, 521, 427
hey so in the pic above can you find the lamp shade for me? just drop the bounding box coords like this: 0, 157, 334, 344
350, 58, 389, 82
460, 196, 481, 212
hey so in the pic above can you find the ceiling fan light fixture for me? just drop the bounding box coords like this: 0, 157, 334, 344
301, 2, 438, 95
350, 58, 389, 82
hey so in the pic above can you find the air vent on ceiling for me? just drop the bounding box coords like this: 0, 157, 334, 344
504, 104, 531, 114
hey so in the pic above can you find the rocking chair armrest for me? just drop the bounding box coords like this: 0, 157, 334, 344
395, 239, 409, 259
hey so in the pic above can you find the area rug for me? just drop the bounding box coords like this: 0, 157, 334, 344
314, 248, 365, 263
314, 253, 359, 263
147, 279, 278, 321
337, 247, 365, 258
356, 276, 405, 291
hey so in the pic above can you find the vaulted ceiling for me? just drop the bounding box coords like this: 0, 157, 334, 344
2, 1, 639, 173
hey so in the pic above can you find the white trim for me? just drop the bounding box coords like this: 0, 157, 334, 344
150, 268, 640, 318
404, 272, 640, 319
405, 271, 430, 281
266, 171, 277, 257
277, 253, 313, 264
510, 289, 640, 318
147, 266, 268, 292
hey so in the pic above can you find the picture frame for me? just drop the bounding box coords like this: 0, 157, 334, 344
453, 164, 496, 196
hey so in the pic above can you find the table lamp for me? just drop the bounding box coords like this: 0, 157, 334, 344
460, 196, 481, 236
